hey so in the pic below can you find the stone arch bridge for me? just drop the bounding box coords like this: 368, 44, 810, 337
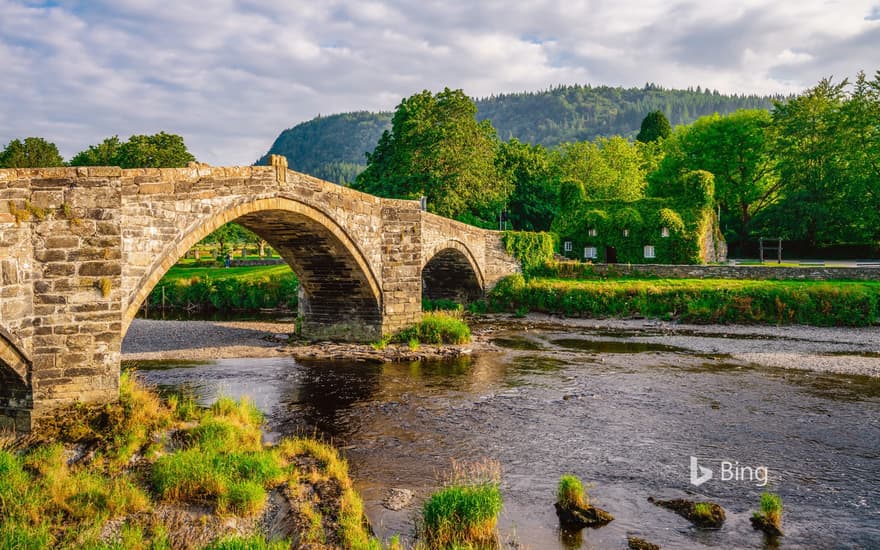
0, 158, 519, 430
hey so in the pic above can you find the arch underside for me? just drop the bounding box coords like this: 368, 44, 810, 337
0, 332, 32, 429
124, 198, 383, 342
237, 211, 382, 340
422, 247, 484, 303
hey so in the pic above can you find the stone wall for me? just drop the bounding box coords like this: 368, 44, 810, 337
584, 263, 880, 281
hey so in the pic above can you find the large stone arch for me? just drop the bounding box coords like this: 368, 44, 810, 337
422, 240, 485, 303
123, 197, 383, 341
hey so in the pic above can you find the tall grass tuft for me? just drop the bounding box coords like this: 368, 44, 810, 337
758, 492, 783, 528
396, 312, 471, 345
557, 474, 588, 508
420, 459, 503, 549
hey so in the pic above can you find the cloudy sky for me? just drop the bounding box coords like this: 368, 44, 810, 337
1, 0, 878, 165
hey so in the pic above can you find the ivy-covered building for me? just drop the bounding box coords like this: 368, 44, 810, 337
550, 170, 727, 264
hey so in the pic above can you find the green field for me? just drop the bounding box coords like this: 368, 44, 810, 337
161, 263, 293, 283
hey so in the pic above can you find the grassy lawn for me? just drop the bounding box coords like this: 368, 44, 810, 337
161, 264, 293, 283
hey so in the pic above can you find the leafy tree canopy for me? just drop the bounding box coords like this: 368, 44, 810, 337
636, 110, 671, 143
554, 136, 646, 201
70, 132, 195, 168
496, 139, 559, 231
0, 137, 64, 168
353, 88, 512, 225
648, 109, 775, 244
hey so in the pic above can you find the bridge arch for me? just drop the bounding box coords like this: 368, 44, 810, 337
123, 197, 383, 341
422, 240, 485, 303
0, 327, 29, 390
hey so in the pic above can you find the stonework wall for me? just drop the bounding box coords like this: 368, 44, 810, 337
0, 165, 521, 430
585, 263, 880, 281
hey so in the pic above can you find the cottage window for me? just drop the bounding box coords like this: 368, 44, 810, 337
623, 229, 629, 237
564, 240, 572, 252
644, 245, 656, 259
588, 228, 598, 237
661, 227, 670, 238
584, 246, 597, 259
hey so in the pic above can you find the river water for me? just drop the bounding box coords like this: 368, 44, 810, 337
129, 327, 880, 549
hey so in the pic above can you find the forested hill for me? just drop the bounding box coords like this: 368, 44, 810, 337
258, 84, 776, 182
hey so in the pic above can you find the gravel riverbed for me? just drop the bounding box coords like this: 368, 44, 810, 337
122, 315, 880, 377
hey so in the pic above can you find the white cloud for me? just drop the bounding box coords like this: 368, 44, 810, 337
0, 0, 878, 164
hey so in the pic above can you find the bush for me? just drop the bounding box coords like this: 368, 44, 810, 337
487, 275, 880, 327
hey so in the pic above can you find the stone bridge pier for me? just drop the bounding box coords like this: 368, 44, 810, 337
0, 161, 519, 431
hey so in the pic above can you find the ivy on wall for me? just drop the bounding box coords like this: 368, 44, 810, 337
550, 170, 721, 265
502, 231, 558, 275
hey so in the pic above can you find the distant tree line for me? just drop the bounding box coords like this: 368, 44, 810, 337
260, 84, 776, 184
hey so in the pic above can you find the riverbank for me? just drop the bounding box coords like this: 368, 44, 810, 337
123, 315, 880, 377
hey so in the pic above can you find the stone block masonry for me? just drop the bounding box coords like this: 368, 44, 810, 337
0, 162, 520, 431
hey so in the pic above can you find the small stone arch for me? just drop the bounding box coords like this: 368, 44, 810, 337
122, 197, 383, 341
422, 240, 485, 303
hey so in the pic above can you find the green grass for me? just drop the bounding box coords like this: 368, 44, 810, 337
419, 460, 503, 549
160, 264, 292, 284
693, 502, 713, 521
756, 492, 783, 528
151, 398, 285, 516
556, 474, 587, 508
488, 274, 880, 326
396, 312, 472, 345
1, 376, 384, 549
421, 483, 503, 549
201, 534, 290, 550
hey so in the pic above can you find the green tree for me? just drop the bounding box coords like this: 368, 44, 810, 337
71, 132, 195, 168
554, 137, 646, 201
765, 78, 849, 247
0, 137, 64, 168
496, 139, 558, 231
353, 88, 511, 225
69, 136, 122, 166
837, 71, 880, 242
636, 110, 671, 143
648, 110, 776, 247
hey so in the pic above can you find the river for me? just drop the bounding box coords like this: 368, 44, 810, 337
128, 325, 880, 549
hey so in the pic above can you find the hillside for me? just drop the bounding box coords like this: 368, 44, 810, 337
259, 84, 776, 183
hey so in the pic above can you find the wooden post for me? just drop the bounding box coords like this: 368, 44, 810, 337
777, 238, 782, 264
759, 237, 764, 263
